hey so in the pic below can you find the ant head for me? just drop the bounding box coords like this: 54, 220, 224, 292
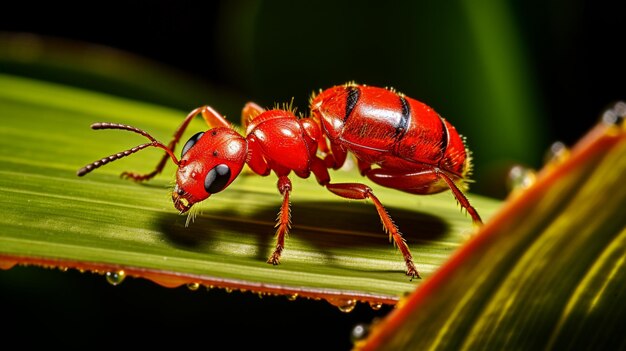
172, 127, 247, 213
77, 123, 247, 214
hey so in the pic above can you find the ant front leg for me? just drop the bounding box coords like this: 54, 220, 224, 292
267, 175, 292, 265
309, 158, 420, 279
122, 106, 232, 182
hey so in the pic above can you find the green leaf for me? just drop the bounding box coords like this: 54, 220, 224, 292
358, 106, 626, 349
0, 73, 500, 305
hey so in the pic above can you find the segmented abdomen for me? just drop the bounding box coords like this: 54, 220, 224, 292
312, 84, 469, 177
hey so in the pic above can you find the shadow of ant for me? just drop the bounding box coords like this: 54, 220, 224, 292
157, 198, 448, 272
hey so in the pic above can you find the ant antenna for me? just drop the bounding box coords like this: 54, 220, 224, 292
77, 122, 179, 177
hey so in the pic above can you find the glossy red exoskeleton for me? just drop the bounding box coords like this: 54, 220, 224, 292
77, 83, 482, 279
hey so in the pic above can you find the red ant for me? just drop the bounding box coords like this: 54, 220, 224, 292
77, 83, 482, 279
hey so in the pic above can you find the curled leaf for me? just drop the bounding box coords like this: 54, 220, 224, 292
358, 104, 626, 350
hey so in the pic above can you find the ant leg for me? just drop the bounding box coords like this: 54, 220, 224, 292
364, 167, 483, 225
356, 158, 373, 176
321, 140, 347, 170
326, 182, 419, 279
240, 102, 267, 174
437, 171, 483, 225
121, 106, 231, 181
241, 102, 265, 132
309, 158, 419, 279
267, 175, 292, 265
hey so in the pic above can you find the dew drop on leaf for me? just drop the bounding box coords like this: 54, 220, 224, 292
326, 297, 358, 313
105, 270, 126, 286
186, 282, 200, 291
543, 141, 569, 166
287, 293, 298, 301
602, 101, 626, 126
337, 299, 357, 313
369, 302, 383, 310
506, 165, 536, 193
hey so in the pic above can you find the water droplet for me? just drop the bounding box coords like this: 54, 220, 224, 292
351, 323, 370, 343
326, 297, 359, 312
544, 141, 569, 166
287, 293, 298, 301
506, 165, 536, 193
369, 302, 383, 310
337, 299, 357, 313
105, 270, 126, 286
602, 101, 626, 126
186, 282, 200, 291
224, 287, 233, 293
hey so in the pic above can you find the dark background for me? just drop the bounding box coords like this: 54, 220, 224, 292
3, 1, 626, 195
1, 1, 625, 349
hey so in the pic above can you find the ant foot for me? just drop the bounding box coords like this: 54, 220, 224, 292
406, 262, 421, 281
267, 254, 281, 265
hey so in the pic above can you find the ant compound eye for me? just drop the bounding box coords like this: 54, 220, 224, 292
181, 132, 205, 158
204, 164, 231, 194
